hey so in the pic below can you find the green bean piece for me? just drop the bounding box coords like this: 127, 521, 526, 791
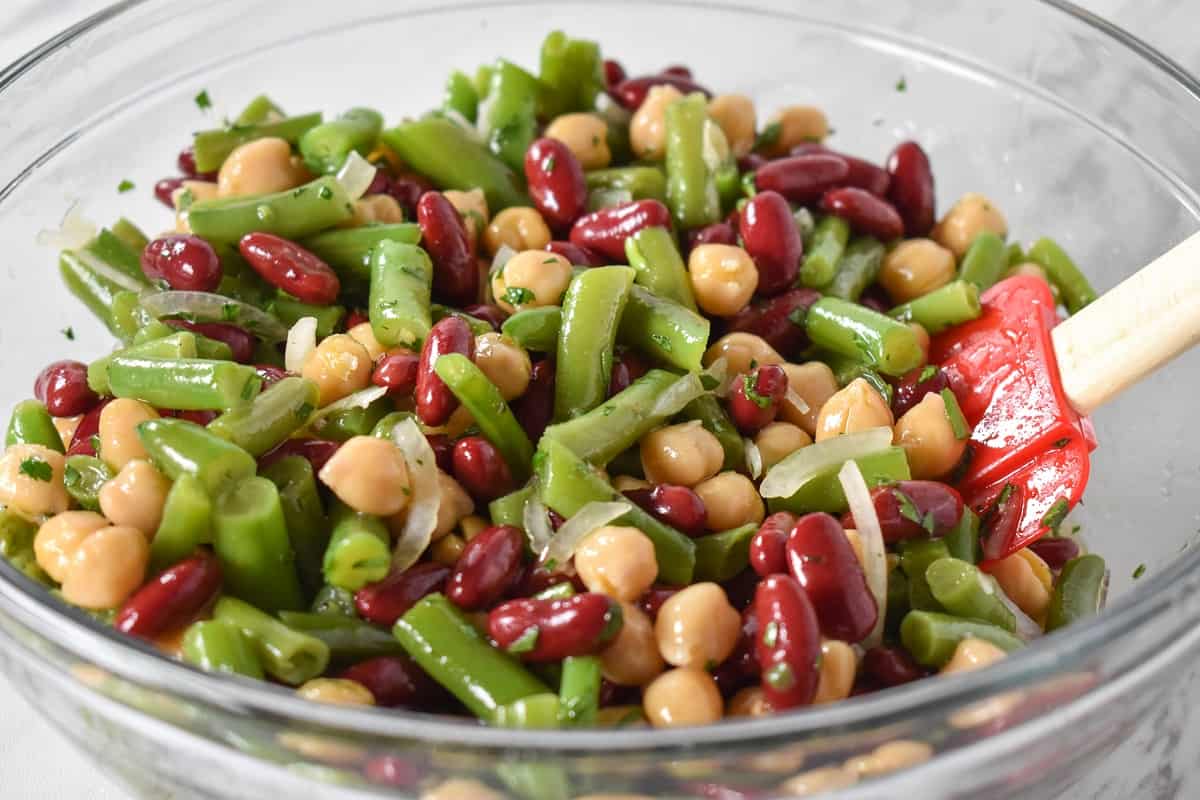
1046, 554, 1108, 632
137, 417, 258, 497
715, 162, 742, 215
801, 216, 851, 288
235, 94, 286, 126
59, 230, 150, 333
885, 566, 911, 634
588, 188, 633, 212
693, 523, 759, 582
554, 655, 601, 727
767, 447, 911, 515
1027, 237, 1097, 314
279, 611, 407, 661
925, 557, 1016, 632
110, 217, 150, 253
536, 438, 695, 584
624, 226, 698, 311
192, 112, 323, 173
480, 60, 541, 172
489, 485, 536, 528
111, 290, 156, 342
382, 117, 527, 212
369, 241, 433, 348
188, 175, 354, 244
899, 538, 950, 613
805, 297, 924, 377
213, 476, 305, 612
108, 356, 261, 411
149, 473, 212, 574
93, 227, 147, 285
617, 285, 710, 373
371, 411, 416, 440
899, 610, 1023, 668
795, 207, 816, 242
664, 93, 721, 229
825, 236, 885, 302
538, 30, 604, 118
300, 224, 421, 295
129, 320, 178, 346
888, 280, 982, 335
63, 455, 113, 513
543, 370, 683, 465
269, 296, 346, 340
502, 306, 562, 352
323, 502, 391, 592
214, 596, 330, 684
395, 594, 550, 721
182, 620, 264, 679
0, 509, 50, 584
207, 377, 318, 456
585, 167, 667, 203
678, 395, 745, 472
444, 70, 480, 123
602, 104, 634, 167
194, 335, 234, 362
434, 353, 534, 482
311, 584, 357, 617
89, 332, 199, 395
474, 64, 496, 99
1006, 242, 1026, 267
6, 400, 64, 452
431, 304, 495, 336
299, 107, 383, 175
555, 267, 636, 420
493, 693, 563, 730
313, 397, 392, 443
607, 445, 645, 479
958, 231, 1008, 291
262, 456, 329, 599
943, 508, 981, 564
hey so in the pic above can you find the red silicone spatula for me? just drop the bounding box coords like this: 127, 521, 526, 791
930, 233, 1200, 561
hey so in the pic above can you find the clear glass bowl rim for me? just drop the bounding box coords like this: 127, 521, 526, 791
1, 0, 1199, 754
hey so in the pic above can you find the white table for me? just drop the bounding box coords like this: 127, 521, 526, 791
1, 1, 1197, 797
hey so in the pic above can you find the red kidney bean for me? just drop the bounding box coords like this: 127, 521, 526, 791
569, 199, 671, 262
514, 562, 586, 598
372, 351, 420, 396
385, 170, 435, 219
623, 484, 708, 537
686, 222, 737, 254
612, 74, 712, 110
168, 409, 219, 426
154, 176, 186, 208
545, 240, 606, 267
452, 436, 514, 502
723, 288, 821, 359
846, 480, 964, 543
980, 482, 1025, 562
340, 655, 445, 709
886, 141, 937, 237
749, 512, 798, 577
790, 142, 890, 197
603, 59, 627, 90
891, 365, 949, 419
446, 525, 525, 610
34, 360, 99, 418
858, 284, 892, 313
738, 191, 803, 296
489, 593, 622, 661
637, 585, 681, 619
254, 364, 289, 388
415, 316, 474, 426
524, 138, 588, 231
861, 646, 928, 687
365, 169, 393, 197
141, 235, 223, 293
177, 146, 216, 181
720, 568, 760, 612
713, 604, 761, 696
727, 364, 788, 435
423, 433, 454, 473
65, 399, 110, 457
417, 191, 478, 307
786, 512, 877, 642
755, 154, 850, 205
239, 233, 340, 305
363, 755, 423, 789
513, 359, 555, 441
608, 349, 649, 397
737, 153, 769, 174
821, 187, 904, 241
257, 437, 341, 473
165, 320, 255, 364
114, 551, 222, 639
462, 303, 506, 331
355, 562, 452, 627
345, 308, 370, 330
1028, 536, 1080, 570
754, 574, 821, 709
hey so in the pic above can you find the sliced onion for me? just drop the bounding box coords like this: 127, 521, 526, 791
310, 385, 388, 427
542, 501, 631, 568
745, 438, 763, 480
760, 427, 893, 500
490, 244, 517, 279
37, 202, 97, 250
285, 316, 318, 373
335, 151, 377, 201
990, 575, 1043, 641
702, 118, 731, 173
522, 484, 554, 555
66, 249, 147, 292
784, 386, 810, 415
649, 372, 707, 418
390, 417, 441, 570
140, 291, 289, 342
839, 459, 887, 650
704, 357, 734, 397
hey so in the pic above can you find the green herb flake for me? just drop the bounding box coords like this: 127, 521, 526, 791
761, 620, 779, 649
919, 365, 938, 383
921, 511, 937, 535
318, 185, 334, 200
221, 303, 239, 322
63, 464, 81, 489
753, 121, 782, 152
787, 307, 807, 328
1133, 564, 1146, 580
741, 374, 771, 409
764, 662, 795, 690
1040, 497, 1070, 531
895, 77, 908, 92
19, 457, 53, 482
117, 179, 135, 194
940, 388, 970, 440
90, 435, 101, 455
61, 327, 75, 341
503, 286, 535, 306
296, 403, 315, 421
241, 378, 259, 401
894, 489, 922, 526
194, 90, 212, 110
177, 188, 196, 211
542, 558, 558, 572
543, 257, 559, 264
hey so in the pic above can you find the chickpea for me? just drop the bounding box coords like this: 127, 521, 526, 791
319, 436, 410, 517
217, 137, 309, 198
1017, 548, 1054, 596
545, 112, 611, 170
600, 602, 664, 686
813, 640, 858, 704
173, 180, 219, 233
893, 391, 967, 479
484, 207, 552, 256
754, 421, 812, 471
301, 334, 373, 407
654, 582, 740, 669
474, 332, 532, 400
34, 511, 108, 582
0, 444, 69, 518
933, 192, 1008, 260
595, 705, 648, 728
98, 398, 159, 471
343, 194, 405, 227
643, 668, 723, 728
843, 740, 933, 778
346, 321, 388, 361
459, 514, 489, 540
879, 238, 956, 302
987, 551, 1051, 620
688, 244, 759, 317
491, 249, 573, 313
53, 415, 82, 450
780, 767, 858, 796
575, 525, 657, 602
726, 686, 770, 718
708, 94, 757, 158
693, 472, 764, 531
629, 85, 684, 161
779, 362, 839, 436
909, 321, 931, 364
413, 469, 474, 541
431, 533, 466, 566
444, 188, 489, 253
296, 678, 375, 706
98, 459, 171, 536
763, 105, 829, 157
61, 525, 149, 609
640, 421, 724, 487
815, 378, 894, 442
276, 731, 365, 766
421, 779, 506, 800
702, 332, 784, 377
941, 637, 1007, 675
612, 475, 652, 493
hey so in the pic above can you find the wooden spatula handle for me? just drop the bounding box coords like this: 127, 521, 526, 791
1052, 230, 1200, 417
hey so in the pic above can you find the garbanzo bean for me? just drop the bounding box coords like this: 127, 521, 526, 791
600, 602, 664, 687
484, 207, 552, 256
173, 180, 219, 233
779, 362, 839, 436
98, 459, 172, 536
702, 332, 784, 377
708, 94, 757, 158
444, 188, 489, 253
893, 391, 967, 479
763, 105, 829, 157
61, 525, 149, 609
688, 244, 759, 317
419, 469, 474, 541
780, 767, 859, 796
459, 514, 489, 540
491, 249, 573, 313
301, 334, 373, 407
654, 582, 741, 668
630, 85, 684, 161
0, 444, 69, 518
726, 686, 770, 718
217, 137, 309, 198
612, 475, 652, 493
421, 779, 506, 800
941, 637, 1007, 675
879, 238, 956, 302
643, 667, 723, 728
640, 421, 724, 486
431, 533, 466, 566
473, 332, 532, 400
344, 194, 405, 227
813, 640, 857, 704
296, 678, 375, 706
53, 415, 82, 450
933, 192, 1008, 260
843, 740, 934, 778
98, 398, 159, 471
346, 321, 388, 361
987, 551, 1051, 620
575, 525, 657, 602
319, 435, 411, 516
34, 511, 108, 582
754, 421, 812, 471
545, 112, 611, 169
815, 378, 894, 442
693, 472, 764, 530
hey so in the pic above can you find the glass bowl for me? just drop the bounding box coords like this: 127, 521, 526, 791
2, 1, 1200, 797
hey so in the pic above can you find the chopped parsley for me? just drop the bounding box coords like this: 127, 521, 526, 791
919, 365, 938, 383
741, 373, 772, 409
317, 184, 334, 200
787, 306, 807, 328
61, 327, 75, 341
764, 662, 795, 690
753, 121, 782, 152
1040, 497, 1070, 532
117, 179, 135, 194
63, 464, 81, 489
18, 457, 53, 482
894, 489, 922, 526
194, 89, 212, 110
503, 286, 535, 306
221, 303, 239, 322
296, 403, 315, 421
1132, 564, 1146, 580
177, 188, 196, 211
542, 257, 559, 264
940, 388, 970, 440
895, 77, 908, 92
1052, 437, 1071, 448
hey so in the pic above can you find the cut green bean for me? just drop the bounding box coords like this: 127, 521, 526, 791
806, 297, 924, 377
899, 538, 950, 613
444, 70, 480, 123
262, 455, 329, 600
182, 620, 264, 679
800, 215, 851, 288
693, 523, 759, 582
926, 557, 1015, 632
6, 400, 64, 452
493, 693, 563, 729
825, 236, 885, 302
538, 30, 604, 118
300, 224, 421, 295
89, 332, 199, 395
489, 485, 535, 529
480, 60, 541, 172
208, 377, 319, 456
59, 231, 149, 332
299, 107, 383, 175
369, 240, 433, 348
554, 266, 635, 420
188, 175, 354, 244
311, 585, 357, 617
1027, 237, 1097, 314
502, 306, 562, 352
192, 112, 323, 173
958, 231, 1007, 290
63, 455, 113, 513
558, 656, 601, 726
617, 285, 710, 373
323, 502, 391, 592
435, 353, 534, 482
767, 447, 911, 515
214, 596, 329, 684
943, 508, 981, 564
1046, 554, 1107, 631
108, 356, 261, 411
111, 290, 156, 342
624, 226, 697, 311
585, 167, 667, 203
370, 411, 415, 440
313, 397, 392, 443
664, 93, 721, 229
137, 417, 257, 496
213, 476, 304, 612
899, 610, 1023, 668
888, 280, 982, 335
149, 473, 212, 574
279, 611, 407, 661
0, 509, 49, 584
270, 296, 345, 340
235, 94, 285, 126
111, 217, 150, 254
885, 566, 911, 634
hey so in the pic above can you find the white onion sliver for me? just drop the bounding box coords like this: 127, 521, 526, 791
760, 427, 893, 499
37, 202, 97, 250
744, 438, 763, 480
542, 501, 632, 568
390, 418, 441, 570
522, 485, 554, 555
285, 316, 318, 373
705, 357, 736, 398
490, 244, 517, 278
310, 386, 388, 426
785, 387, 810, 415
649, 372, 706, 419
990, 575, 1043, 641
838, 460, 887, 650
139, 291, 289, 342
335, 151, 377, 201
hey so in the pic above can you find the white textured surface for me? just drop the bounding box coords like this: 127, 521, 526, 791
0, 1, 1196, 798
